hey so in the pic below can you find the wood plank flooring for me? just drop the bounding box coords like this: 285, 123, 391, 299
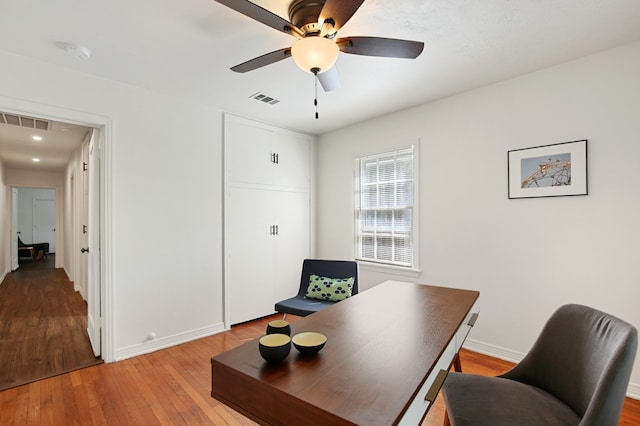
1, 312, 639, 425
0, 256, 102, 391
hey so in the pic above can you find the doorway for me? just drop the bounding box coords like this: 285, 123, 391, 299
15, 187, 56, 259
0, 101, 113, 363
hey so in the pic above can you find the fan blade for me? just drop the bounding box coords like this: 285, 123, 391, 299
317, 66, 341, 92
215, 0, 302, 37
337, 36, 424, 59
231, 48, 292, 73
319, 0, 365, 32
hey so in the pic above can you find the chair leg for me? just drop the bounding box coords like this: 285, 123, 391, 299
282, 313, 287, 320
453, 352, 462, 372
444, 354, 460, 426
443, 410, 451, 426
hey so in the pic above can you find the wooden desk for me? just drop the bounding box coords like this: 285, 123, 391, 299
211, 281, 479, 425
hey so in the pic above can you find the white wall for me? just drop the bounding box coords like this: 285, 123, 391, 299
0, 50, 225, 361
1, 35, 638, 395
316, 40, 640, 395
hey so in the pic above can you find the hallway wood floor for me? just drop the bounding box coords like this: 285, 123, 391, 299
0, 255, 102, 391
0, 312, 638, 425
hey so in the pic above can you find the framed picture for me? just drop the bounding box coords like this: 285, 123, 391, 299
508, 139, 588, 199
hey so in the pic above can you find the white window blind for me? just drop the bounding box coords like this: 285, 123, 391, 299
355, 146, 415, 267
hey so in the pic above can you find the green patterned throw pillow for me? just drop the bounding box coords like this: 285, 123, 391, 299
305, 274, 355, 302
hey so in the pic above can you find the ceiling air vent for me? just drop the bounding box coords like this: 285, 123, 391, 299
249, 92, 280, 105
0, 112, 50, 130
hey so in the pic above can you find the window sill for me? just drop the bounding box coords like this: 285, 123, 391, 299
357, 261, 422, 278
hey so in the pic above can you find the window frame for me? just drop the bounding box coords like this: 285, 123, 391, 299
353, 143, 419, 271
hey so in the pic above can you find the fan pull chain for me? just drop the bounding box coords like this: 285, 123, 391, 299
312, 67, 320, 120
314, 75, 319, 119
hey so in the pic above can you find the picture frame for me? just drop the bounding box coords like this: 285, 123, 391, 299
508, 139, 588, 199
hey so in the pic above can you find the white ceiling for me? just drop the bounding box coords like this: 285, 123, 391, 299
1, 0, 640, 170
0, 113, 91, 172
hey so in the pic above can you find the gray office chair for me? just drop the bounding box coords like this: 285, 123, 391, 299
442, 304, 637, 426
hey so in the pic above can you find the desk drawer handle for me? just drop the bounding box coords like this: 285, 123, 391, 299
467, 312, 479, 327
424, 369, 448, 402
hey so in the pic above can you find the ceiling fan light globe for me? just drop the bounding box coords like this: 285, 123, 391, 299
291, 36, 339, 74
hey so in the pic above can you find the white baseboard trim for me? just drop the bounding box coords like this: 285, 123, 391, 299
464, 338, 526, 364
463, 338, 640, 400
114, 322, 227, 361
627, 383, 640, 400
77, 286, 86, 301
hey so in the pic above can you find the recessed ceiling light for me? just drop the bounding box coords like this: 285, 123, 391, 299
32, 135, 43, 141
32, 158, 41, 162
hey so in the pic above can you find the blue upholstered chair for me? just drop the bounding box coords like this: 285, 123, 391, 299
275, 259, 359, 317
442, 304, 638, 426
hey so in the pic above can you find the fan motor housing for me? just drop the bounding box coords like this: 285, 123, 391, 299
288, 0, 325, 35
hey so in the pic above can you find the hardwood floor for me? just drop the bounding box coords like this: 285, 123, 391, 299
0, 313, 638, 424
0, 255, 102, 391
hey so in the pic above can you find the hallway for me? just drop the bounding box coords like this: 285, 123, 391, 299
0, 256, 102, 391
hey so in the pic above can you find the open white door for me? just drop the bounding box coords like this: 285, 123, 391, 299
11, 188, 19, 271
86, 130, 101, 357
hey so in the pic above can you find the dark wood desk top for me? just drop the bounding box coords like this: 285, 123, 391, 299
211, 281, 479, 425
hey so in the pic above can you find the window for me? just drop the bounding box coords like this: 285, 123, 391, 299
354, 145, 417, 268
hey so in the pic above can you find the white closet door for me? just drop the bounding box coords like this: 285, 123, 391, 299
224, 114, 312, 325
273, 190, 310, 303
226, 121, 279, 186
270, 135, 310, 189
227, 187, 276, 324
225, 115, 311, 190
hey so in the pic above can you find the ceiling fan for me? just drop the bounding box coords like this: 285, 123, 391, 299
214, 0, 425, 92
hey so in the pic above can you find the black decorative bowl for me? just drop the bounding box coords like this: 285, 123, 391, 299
292, 332, 327, 355
266, 319, 291, 336
258, 333, 291, 363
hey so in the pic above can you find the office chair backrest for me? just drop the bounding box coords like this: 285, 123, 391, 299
501, 304, 637, 425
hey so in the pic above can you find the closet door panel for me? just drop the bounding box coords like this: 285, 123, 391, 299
226, 121, 280, 186
273, 191, 310, 303
225, 115, 311, 190
227, 187, 275, 324
269, 135, 310, 189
